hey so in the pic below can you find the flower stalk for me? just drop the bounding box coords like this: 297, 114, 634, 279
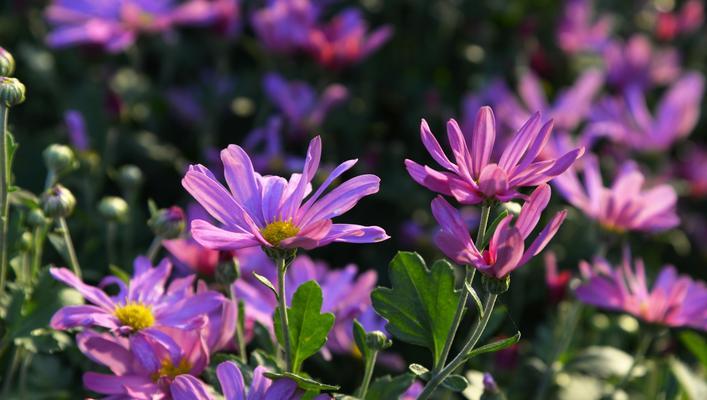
0, 105, 9, 296
58, 217, 82, 278
276, 255, 293, 371
356, 347, 379, 399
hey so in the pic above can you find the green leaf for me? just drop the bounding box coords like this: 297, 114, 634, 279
14, 329, 72, 354
371, 252, 462, 362
365, 373, 415, 400
264, 371, 339, 391
441, 374, 468, 392
680, 331, 707, 370
6, 130, 18, 171
480, 210, 509, 250
273, 280, 335, 373
465, 281, 483, 319
669, 357, 707, 400
466, 331, 521, 360
109, 265, 131, 283
566, 346, 635, 379
47, 232, 71, 268
252, 271, 278, 298
353, 319, 372, 361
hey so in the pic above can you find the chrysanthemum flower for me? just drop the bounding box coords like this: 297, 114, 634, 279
406, 106, 583, 204
576, 250, 707, 331
553, 154, 679, 233
182, 136, 389, 251
431, 184, 566, 279
602, 35, 681, 90
556, 0, 613, 54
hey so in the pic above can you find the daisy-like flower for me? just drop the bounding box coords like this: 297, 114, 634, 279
576, 250, 707, 331
553, 154, 679, 233
251, 0, 319, 54
64, 110, 89, 151
406, 106, 583, 204
431, 184, 567, 279
182, 136, 389, 251
50, 257, 227, 338
556, 0, 612, 54
242, 117, 305, 173
602, 35, 681, 90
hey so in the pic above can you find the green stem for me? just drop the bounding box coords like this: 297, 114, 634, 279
146, 237, 162, 263
434, 265, 475, 372
476, 204, 492, 250
229, 286, 248, 364
58, 217, 81, 278
1, 346, 21, 395
612, 333, 653, 395
31, 226, 46, 279
356, 349, 379, 399
0, 106, 9, 296
418, 292, 498, 400
276, 256, 293, 372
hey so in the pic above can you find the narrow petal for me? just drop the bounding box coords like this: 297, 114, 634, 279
191, 220, 264, 250
281, 136, 321, 220
216, 361, 246, 400
279, 219, 333, 250
518, 210, 567, 266
50, 267, 115, 310
477, 164, 509, 197
259, 175, 288, 222
446, 119, 474, 178
498, 112, 542, 172
420, 119, 457, 172
486, 216, 524, 278
515, 184, 551, 239
83, 372, 153, 396
171, 375, 214, 400
470, 106, 496, 178
182, 166, 252, 228
318, 224, 390, 246
297, 175, 380, 227
404, 160, 453, 196
221, 145, 264, 225
76, 331, 132, 375
514, 120, 554, 174
50, 305, 118, 330
300, 159, 358, 214
247, 366, 272, 400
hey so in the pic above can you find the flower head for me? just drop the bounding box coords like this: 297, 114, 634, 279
251, 0, 319, 54
544, 252, 572, 304
556, 0, 612, 54
406, 106, 583, 204
243, 117, 305, 173
182, 136, 389, 251
603, 35, 681, 90
431, 184, 567, 279
576, 250, 707, 331
64, 110, 90, 151
553, 155, 679, 233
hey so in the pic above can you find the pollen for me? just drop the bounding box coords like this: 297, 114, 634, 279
114, 302, 155, 331
152, 358, 192, 382
260, 220, 300, 246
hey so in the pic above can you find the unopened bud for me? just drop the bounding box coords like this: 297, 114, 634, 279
98, 196, 129, 222
0, 77, 25, 107
365, 331, 392, 351
117, 164, 144, 191
481, 274, 510, 294
43, 144, 77, 176
148, 206, 185, 239
41, 184, 76, 218
216, 256, 240, 284
0, 47, 15, 77
19, 231, 33, 252
27, 208, 49, 228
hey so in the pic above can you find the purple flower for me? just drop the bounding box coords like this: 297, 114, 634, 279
263, 73, 348, 135
603, 35, 681, 90
64, 110, 90, 151
242, 117, 305, 173
406, 106, 583, 204
431, 184, 567, 279
482, 372, 500, 393
251, 0, 319, 54
674, 145, 707, 197
553, 154, 679, 233
401, 381, 424, 400
234, 254, 385, 357
50, 257, 227, 340
77, 327, 209, 399
585, 72, 704, 152
307, 8, 393, 69
556, 0, 612, 54
182, 136, 389, 251
655, 0, 704, 41
576, 249, 707, 331
170, 0, 241, 37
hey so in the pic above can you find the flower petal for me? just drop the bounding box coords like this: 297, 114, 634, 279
498, 112, 542, 172
515, 184, 551, 239
221, 145, 264, 225
50, 267, 115, 310
297, 175, 380, 227
518, 210, 567, 266
191, 220, 264, 250
470, 106, 496, 178
420, 119, 457, 172
171, 375, 214, 400
216, 361, 246, 400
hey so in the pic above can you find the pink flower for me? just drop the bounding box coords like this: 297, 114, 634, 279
544, 252, 572, 304
431, 184, 567, 279
556, 0, 612, 54
406, 106, 583, 204
603, 35, 681, 90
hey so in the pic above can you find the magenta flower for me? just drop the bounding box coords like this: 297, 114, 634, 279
170, 0, 241, 37
77, 327, 210, 399
64, 110, 89, 151
603, 35, 681, 90
251, 0, 319, 54
50, 257, 227, 338
585, 72, 704, 152
406, 106, 583, 204
553, 155, 679, 233
556, 0, 612, 54
263, 73, 348, 135
576, 250, 707, 331
182, 136, 389, 251
655, 0, 704, 41
431, 184, 567, 279
307, 8, 392, 69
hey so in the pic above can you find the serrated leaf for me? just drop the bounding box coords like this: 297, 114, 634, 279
680, 331, 707, 370
466, 331, 521, 360
442, 374, 469, 392
372, 252, 462, 362
408, 363, 430, 378
273, 280, 335, 373
366, 373, 415, 400
465, 281, 483, 319
252, 271, 278, 298
264, 371, 339, 391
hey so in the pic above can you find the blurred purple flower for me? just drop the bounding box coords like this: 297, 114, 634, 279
170, 0, 241, 37
576, 249, 707, 331
307, 8, 393, 69
401, 381, 424, 399
585, 72, 704, 152
603, 35, 681, 90
674, 146, 707, 197
406, 106, 583, 204
263, 73, 348, 135
251, 0, 320, 54
482, 372, 500, 393
64, 109, 90, 151
553, 155, 679, 233
167, 71, 236, 126
182, 136, 389, 251
431, 184, 567, 279
556, 0, 612, 54
77, 327, 209, 399
243, 117, 304, 173
544, 251, 572, 304
234, 254, 385, 358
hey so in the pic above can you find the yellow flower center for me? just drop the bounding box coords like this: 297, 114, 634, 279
114, 303, 155, 331
260, 220, 300, 246
151, 358, 192, 382
600, 221, 626, 234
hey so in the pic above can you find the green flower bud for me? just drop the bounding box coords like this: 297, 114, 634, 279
19, 231, 33, 252
98, 196, 129, 222
0, 77, 25, 107
117, 164, 144, 191
365, 331, 392, 351
148, 206, 185, 239
41, 184, 76, 218
215, 256, 240, 284
481, 274, 511, 295
43, 144, 77, 176
27, 208, 49, 228
0, 47, 15, 77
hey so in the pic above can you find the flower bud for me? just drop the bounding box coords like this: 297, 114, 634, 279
0, 77, 25, 107
148, 206, 185, 239
216, 256, 240, 284
481, 274, 510, 294
365, 331, 392, 351
117, 164, 144, 191
0, 47, 15, 77
43, 144, 77, 176
27, 208, 49, 228
41, 184, 76, 218
98, 196, 129, 222
19, 231, 33, 252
